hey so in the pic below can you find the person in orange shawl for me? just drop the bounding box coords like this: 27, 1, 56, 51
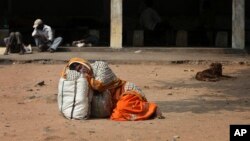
61, 58, 164, 121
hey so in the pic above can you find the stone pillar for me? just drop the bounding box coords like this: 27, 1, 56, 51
232, 0, 245, 49
110, 0, 122, 48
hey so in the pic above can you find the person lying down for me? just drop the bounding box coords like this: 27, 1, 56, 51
58, 57, 164, 121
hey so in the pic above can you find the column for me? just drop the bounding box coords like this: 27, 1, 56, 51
232, 0, 245, 49
110, 0, 122, 48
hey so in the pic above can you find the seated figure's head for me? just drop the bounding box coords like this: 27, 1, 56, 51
69, 62, 89, 74
33, 19, 44, 30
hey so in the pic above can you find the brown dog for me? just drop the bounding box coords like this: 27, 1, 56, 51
195, 63, 234, 82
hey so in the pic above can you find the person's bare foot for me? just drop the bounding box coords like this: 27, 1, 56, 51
156, 108, 165, 119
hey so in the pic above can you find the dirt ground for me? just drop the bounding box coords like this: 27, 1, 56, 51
0, 63, 249, 141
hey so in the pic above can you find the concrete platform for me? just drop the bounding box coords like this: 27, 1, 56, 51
0, 47, 249, 65
33, 46, 249, 54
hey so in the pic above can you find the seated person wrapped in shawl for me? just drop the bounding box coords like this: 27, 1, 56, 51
89, 61, 163, 121
60, 58, 163, 121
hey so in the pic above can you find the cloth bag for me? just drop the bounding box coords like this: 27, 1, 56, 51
58, 70, 93, 120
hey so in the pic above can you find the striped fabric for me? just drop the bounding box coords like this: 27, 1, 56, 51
124, 82, 145, 97
66, 70, 81, 81
91, 61, 118, 86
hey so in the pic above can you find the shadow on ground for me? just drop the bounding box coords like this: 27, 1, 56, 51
155, 66, 250, 114
156, 98, 250, 114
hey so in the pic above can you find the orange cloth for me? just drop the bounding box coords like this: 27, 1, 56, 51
108, 81, 127, 105
110, 90, 157, 121
89, 77, 125, 92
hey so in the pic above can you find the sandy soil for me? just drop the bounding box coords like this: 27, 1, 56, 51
0, 63, 249, 141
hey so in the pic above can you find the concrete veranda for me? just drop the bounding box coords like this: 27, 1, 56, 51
0, 47, 249, 65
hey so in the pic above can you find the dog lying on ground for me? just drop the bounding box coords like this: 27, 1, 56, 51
195, 63, 234, 82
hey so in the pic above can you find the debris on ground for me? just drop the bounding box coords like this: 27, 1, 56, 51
35, 81, 45, 86
168, 93, 173, 95
168, 86, 173, 89
28, 95, 36, 99
172, 135, 180, 141
134, 50, 142, 54
184, 69, 194, 72
27, 89, 33, 92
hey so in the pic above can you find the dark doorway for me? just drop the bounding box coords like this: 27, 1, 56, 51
123, 0, 232, 47
0, 0, 110, 46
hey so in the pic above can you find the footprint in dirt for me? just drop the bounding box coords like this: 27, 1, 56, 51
44, 136, 62, 141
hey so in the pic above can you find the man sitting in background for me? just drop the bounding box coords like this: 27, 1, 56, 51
32, 19, 63, 53
3, 32, 25, 55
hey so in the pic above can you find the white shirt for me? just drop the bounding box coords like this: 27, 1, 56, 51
140, 8, 162, 31
32, 25, 53, 41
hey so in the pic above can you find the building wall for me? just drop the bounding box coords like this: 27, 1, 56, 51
0, 0, 248, 47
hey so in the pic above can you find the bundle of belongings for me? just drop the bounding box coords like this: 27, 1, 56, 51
58, 58, 163, 121
72, 35, 99, 47
195, 63, 235, 82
